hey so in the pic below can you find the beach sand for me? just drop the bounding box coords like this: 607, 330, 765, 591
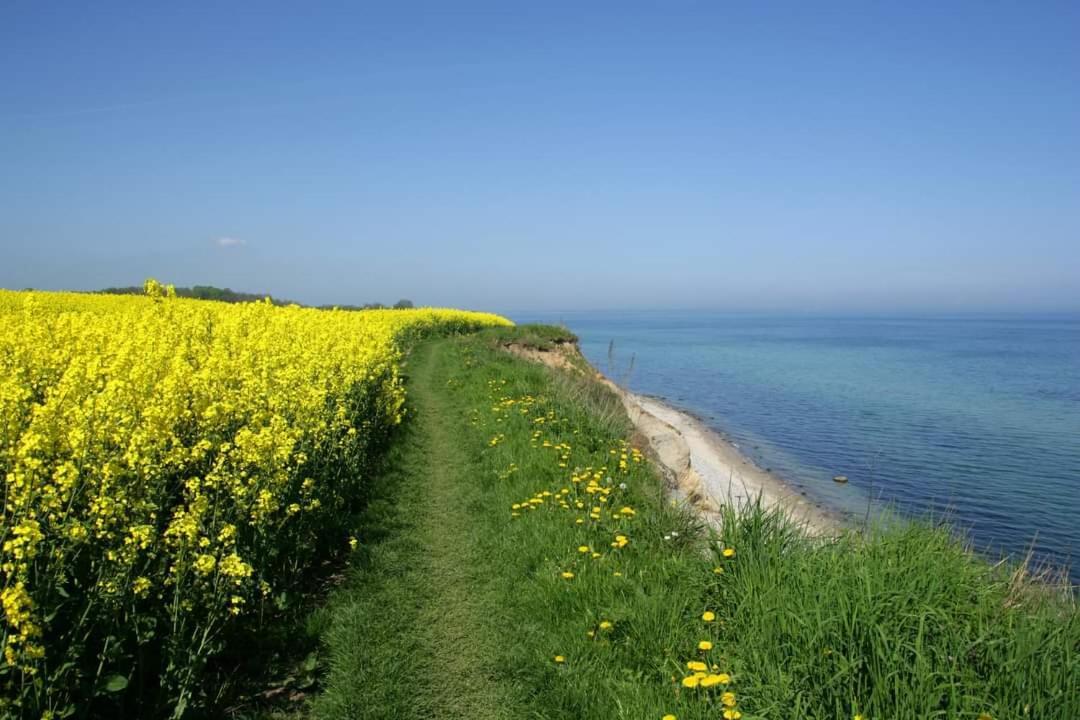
618, 389, 842, 535
503, 338, 842, 535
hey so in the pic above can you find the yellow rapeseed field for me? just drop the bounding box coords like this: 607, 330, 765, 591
0, 283, 509, 716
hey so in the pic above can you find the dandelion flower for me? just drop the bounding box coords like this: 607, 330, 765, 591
554, 655, 565, 663
561, 571, 575, 580
681, 675, 701, 688
662, 715, 676, 720
721, 691, 737, 707
599, 620, 613, 630
722, 548, 736, 558
698, 640, 713, 651
713, 567, 725, 574
686, 661, 708, 672
578, 545, 590, 553
702, 611, 716, 622
722, 710, 741, 720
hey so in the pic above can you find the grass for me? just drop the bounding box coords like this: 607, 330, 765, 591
483, 322, 579, 350
281, 326, 1078, 720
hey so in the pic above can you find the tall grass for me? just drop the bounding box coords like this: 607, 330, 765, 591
709, 502, 1077, 718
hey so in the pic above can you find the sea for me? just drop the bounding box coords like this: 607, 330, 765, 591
509, 311, 1080, 582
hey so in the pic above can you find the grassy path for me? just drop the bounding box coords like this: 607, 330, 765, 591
300, 328, 1076, 720
312, 340, 519, 720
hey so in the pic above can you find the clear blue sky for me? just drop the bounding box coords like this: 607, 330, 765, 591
2, 1, 1078, 313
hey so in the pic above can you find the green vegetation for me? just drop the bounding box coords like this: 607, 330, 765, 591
282, 327, 1077, 720
484, 322, 579, 350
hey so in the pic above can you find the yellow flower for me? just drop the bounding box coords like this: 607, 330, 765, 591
192, 554, 217, 575
698, 640, 713, 651
700, 674, 725, 688
662, 715, 676, 720
132, 577, 152, 598
348, 536, 359, 550
702, 610, 716, 622
713, 566, 725, 574
561, 571, 575, 580
722, 710, 741, 720
681, 675, 701, 688
722, 548, 736, 558
554, 655, 565, 663
686, 660, 707, 672
721, 691, 737, 706
599, 620, 613, 630
578, 545, 590, 553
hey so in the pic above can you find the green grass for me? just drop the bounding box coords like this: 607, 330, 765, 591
294, 328, 1078, 720
483, 322, 579, 350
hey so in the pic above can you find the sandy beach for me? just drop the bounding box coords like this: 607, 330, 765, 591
617, 388, 843, 534
506, 339, 843, 535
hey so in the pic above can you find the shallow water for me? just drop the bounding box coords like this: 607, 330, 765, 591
509, 311, 1080, 581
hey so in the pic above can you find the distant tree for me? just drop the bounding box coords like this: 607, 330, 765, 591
393, 299, 414, 309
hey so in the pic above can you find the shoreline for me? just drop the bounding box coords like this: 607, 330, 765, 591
504, 338, 845, 534
615, 387, 845, 535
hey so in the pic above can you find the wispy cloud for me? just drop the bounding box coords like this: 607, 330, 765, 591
216, 236, 246, 248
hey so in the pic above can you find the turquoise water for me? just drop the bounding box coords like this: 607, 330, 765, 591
510, 312, 1080, 581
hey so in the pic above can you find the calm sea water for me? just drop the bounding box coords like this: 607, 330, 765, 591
510, 311, 1080, 581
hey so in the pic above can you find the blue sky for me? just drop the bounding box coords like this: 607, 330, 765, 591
2, 1, 1078, 312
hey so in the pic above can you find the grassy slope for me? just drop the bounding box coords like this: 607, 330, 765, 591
304, 328, 1077, 720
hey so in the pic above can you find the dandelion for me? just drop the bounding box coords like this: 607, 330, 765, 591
721, 691, 737, 707
578, 545, 590, 553
698, 640, 713, 651
681, 675, 701, 688
722, 548, 736, 558
348, 536, 359, 550
561, 571, 575, 580
702, 610, 716, 622
554, 655, 565, 663
599, 620, 613, 630
662, 715, 676, 720
722, 710, 742, 720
